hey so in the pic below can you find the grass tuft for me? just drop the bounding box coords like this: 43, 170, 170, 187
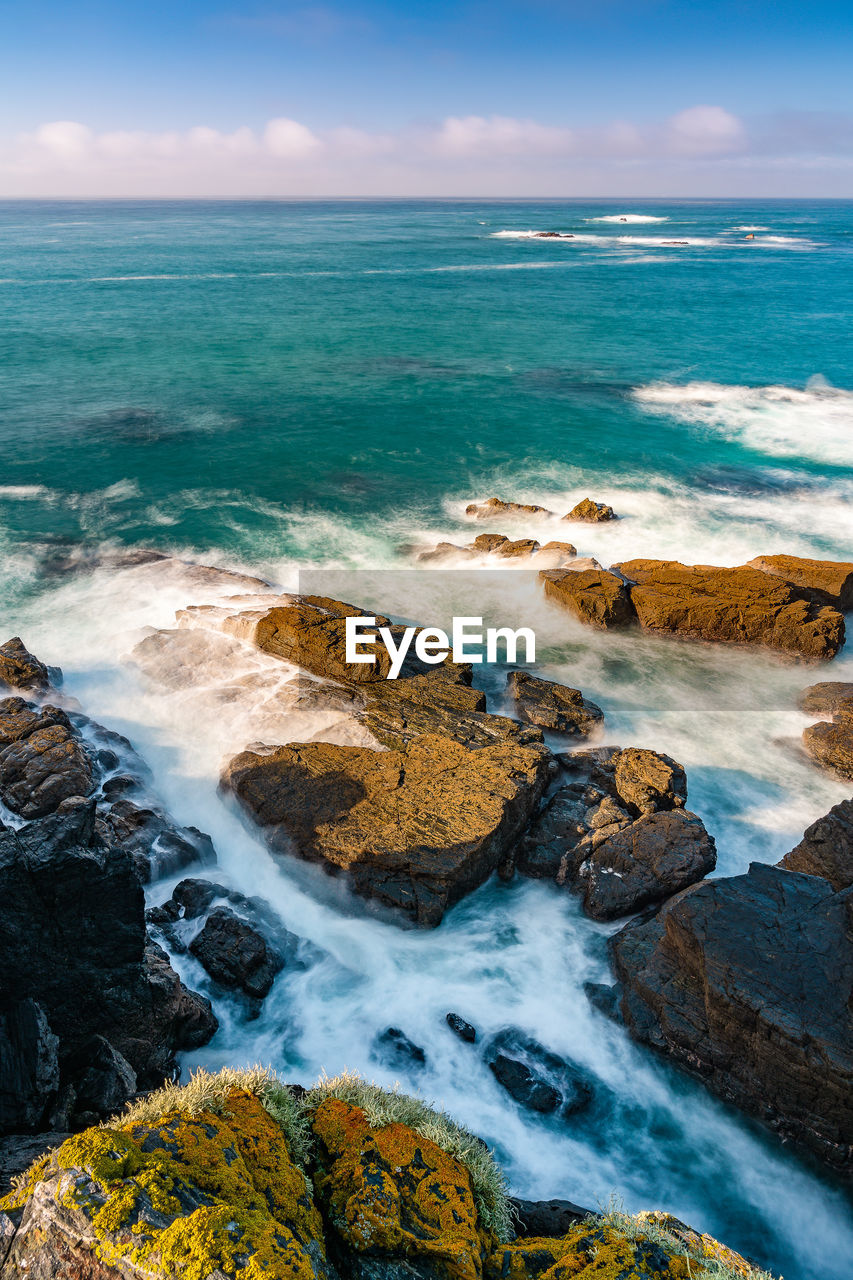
305, 1069, 514, 1242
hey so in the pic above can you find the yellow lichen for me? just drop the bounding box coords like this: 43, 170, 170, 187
312, 1096, 489, 1280
487, 1226, 692, 1280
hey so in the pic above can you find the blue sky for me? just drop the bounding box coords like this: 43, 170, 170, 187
2, 0, 852, 195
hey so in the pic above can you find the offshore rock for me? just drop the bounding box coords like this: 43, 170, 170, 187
799, 682, 853, 779
614, 559, 844, 658
611, 861, 853, 1173
188, 906, 286, 1000
562, 497, 617, 523
798, 680, 853, 717
224, 733, 550, 927
540, 568, 635, 630
506, 671, 603, 738
484, 1031, 593, 1118
465, 496, 551, 519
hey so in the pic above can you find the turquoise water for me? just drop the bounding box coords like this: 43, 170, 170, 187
2, 200, 853, 1279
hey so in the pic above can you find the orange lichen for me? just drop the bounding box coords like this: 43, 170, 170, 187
487, 1227, 693, 1280
312, 1096, 489, 1280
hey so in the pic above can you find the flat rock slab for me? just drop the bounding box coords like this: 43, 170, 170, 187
747, 554, 853, 610
224, 733, 550, 926
611, 861, 853, 1173
614, 559, 844, 658
507, 670, 603, 737
540, 568, 635, 629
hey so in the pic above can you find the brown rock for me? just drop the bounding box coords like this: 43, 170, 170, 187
612, 746, 687, 815
747, 554, 853, 610
471, 533, 509, 552
363, 677, 542, 751
417, 542, 477, 563
538, 540, 577, 556
780, 799, 853, 891
0, 699, 94, 819
798, 681, 853, 717
802, 716, 853, 779
563, 497, 617, 522
494, 538, 540, 557
0, 639, 50, 693
465, 496, 551, 519
507, 670, 603, 737
223, 733, 550, 926
615, 559, 844, 659
579, 809, 716, 920
540, 568, 635, 629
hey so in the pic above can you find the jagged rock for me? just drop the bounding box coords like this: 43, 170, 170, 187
1, 1089, 334, 1280
614, 559, 844, 659
798, 681, 853, 716
780, 798, 853, 890
507, 671, 604, 737
362, 675, 543, 752
538, 540, 577, 557
583, 981, 623, 1022
64, 1037, 136, 1119
172, 877, 229, 918
612, 747, 686, 815
97, 797, 216, 883
372, 1027, 427, 1071
510, 1198, 592, 1237
540, 568, 635, 629
578, 810, 716, 920
472, 533, 509, 552
0, 1133, 71, 1198
0, 640, 50, 694
747, 554, 853, 610
188, 906, 286, 999
224, 733, 550, 927
0, 1002, 59, 1132
484, 1030, 593, 1117
446, 1013, 477, 1043
417, 541, 477, 563
611, 860, 853, 1173
0, 699, 94, 819
494, 538, 540, 558
465, 497, 551, 519
0, 800, 216, 1115
562, 498, 617, 523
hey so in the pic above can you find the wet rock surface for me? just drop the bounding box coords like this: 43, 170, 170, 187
465, 496, 551, 519
0, 699, 94, 819
779, 798, 853, 890
519, 747, 710, 917
611, 859, 853, 1173
506, 671, 604, 737
614, 559, 845, 658
0, 640, 51, 694
224, 733, 550, 927
484, 1030, 594, 1118
562, 498, 617, 523
799, 681, 853, 779
746, 553, 853, 610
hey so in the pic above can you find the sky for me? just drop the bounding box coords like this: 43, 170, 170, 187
1, 0, 853, 196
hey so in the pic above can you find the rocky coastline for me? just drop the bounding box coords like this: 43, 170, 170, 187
1, 525, 852, 1279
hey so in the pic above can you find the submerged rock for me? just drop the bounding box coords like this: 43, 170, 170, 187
484, 1030, 594, 1118
614, 559, 844, 658
446, 1012, 478, 1043
188, 907, 286, 999
372, 1027, 427, 1072
611, 859, 853, 1173
506, 671, 604, 737
540, 568, 635, 629
562, 498, 617, 523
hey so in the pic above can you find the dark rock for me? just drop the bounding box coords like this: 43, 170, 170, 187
510, 1198, 592, 1238
445, 1013, 477, 1043
611, 860, 853, 1173
224, 733, 550, 928
507, 671, 604, 738
518, 787, 592, 879
65, 1036, 136, 1119
579, 810, 716, 920
485, 1030, 593, 1118
0, 801, 217, 1109
583, 982, 623, 1022
145, 900, 181, 926
613, 559, 844, 659
563, 498, 617, 523
780, 798, 853, 890
373, 1027, 427, 1071
98, 799, 216, 883
0, 698, 94, 818
540, 569, 635, 630
172, 877, 229, 919
0, 1132, 71, 1197
188, 907, 286, 999
0, 639, 51, 693
0, 1001, 59, 1132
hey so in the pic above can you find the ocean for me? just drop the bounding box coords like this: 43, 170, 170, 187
1, 198, 852, 1278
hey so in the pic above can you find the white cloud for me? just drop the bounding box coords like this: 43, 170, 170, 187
33, 120, 94, 159
432, 115, 574, 157
667, 105, 745, 154
263, 118, 322, 158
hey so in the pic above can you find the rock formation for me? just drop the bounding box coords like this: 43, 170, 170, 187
562, 498, 617, 522
798, 681, 853, 779
779, 798, 853, 890
465, 497, 551, 519
747, 554, 853, 610
540, 568, 635, 629
506, 670, 604, 737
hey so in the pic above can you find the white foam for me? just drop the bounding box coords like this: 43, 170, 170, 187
587, 214, 669, 223
0, 484, 51, 500
492, 230, 816, 251
633, 376, 853, 465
